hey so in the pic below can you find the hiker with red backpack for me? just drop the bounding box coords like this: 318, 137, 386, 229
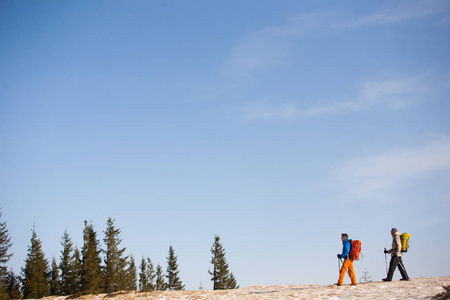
336, 233, 358, 286
382, 228, 411, 282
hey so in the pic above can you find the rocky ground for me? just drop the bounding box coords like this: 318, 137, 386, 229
42, 276, 449, 300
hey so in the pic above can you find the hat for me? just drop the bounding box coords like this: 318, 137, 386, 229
391, 228, 398, 234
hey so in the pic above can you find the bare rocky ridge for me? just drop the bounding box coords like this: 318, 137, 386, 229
41, 276, 449, 300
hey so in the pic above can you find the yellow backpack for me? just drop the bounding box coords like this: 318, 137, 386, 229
401, 233, 410, 253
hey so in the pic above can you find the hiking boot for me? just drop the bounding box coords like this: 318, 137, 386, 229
400, 278, 411, 281
334, 283, 342, 286
382, 278, 391, 282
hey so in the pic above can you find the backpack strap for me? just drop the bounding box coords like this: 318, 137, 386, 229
347, 239, 353, 259
343, 239, 352, 259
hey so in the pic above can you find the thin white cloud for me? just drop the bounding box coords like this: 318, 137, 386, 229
243, 72, 432, 120
223, 16, 307, 77
337, 1, 450, 29
223, 1, 449, 78
332, 138, 450, 202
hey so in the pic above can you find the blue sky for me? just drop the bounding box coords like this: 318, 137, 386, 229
1, 0, 450, 290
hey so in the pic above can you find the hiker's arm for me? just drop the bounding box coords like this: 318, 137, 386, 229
341, 242, 350, 258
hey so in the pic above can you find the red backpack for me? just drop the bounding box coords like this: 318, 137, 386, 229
349, 240, 362, 260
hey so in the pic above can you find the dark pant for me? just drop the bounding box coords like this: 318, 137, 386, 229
386, 255, 409, 280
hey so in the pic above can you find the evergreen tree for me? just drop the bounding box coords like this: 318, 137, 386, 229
21, 226, 50, 299
165, 246, 184, 291
125, 255, 137, 291
146, 258, 155, 291
72, 247, 82, 294
139, 257, 155, 292
5, 270, 21, 299
360, 268, 372, 283
103, 217, 127, 293
80, 221, 103, 294
228, 272, 238, 289
0, 210, 13, 294
116, 257, 128, 292
138, 258, 148, 292
155, 265, 166, 291
49, 257, 61, 296
59, 230, 77, 295
209, 235, 239, 290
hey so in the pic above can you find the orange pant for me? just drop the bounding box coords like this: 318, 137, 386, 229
338, 259, 357, 285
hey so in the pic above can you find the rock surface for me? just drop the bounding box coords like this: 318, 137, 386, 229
42, 276, 449, 300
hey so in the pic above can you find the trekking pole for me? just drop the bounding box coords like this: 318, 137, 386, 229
338, 257, 341, 272
384, 248, 388, 276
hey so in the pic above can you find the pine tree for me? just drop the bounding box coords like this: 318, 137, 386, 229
103, 217, 127, 293
5, 270, 21, 299
360, 268, 372, 283
228, 272, 238, 289
146, 258, 155, 291
81, 221, 103, 294
155, 265, 166, 291
21, 226, 50, 299
49, 257, 61, 295
116, 257, 128, 292
125, 255, 137, 291
138, 258, 148, 292
59, 230, 77, 295
0, 210, 13, 295
209, 235, 239, 290
72, 247, 82, 294
139, 257, 155, 292
165, 246, 184, 291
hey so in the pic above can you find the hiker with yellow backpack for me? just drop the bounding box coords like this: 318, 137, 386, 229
382, 228, 411, 282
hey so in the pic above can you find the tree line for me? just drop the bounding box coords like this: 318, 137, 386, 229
0, 211, 238, 299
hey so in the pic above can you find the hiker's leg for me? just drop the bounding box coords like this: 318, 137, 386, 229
338, 260, 349, 285
397, 258, 410, 280
386, 256, 399, 281
347, 260, 357, 285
